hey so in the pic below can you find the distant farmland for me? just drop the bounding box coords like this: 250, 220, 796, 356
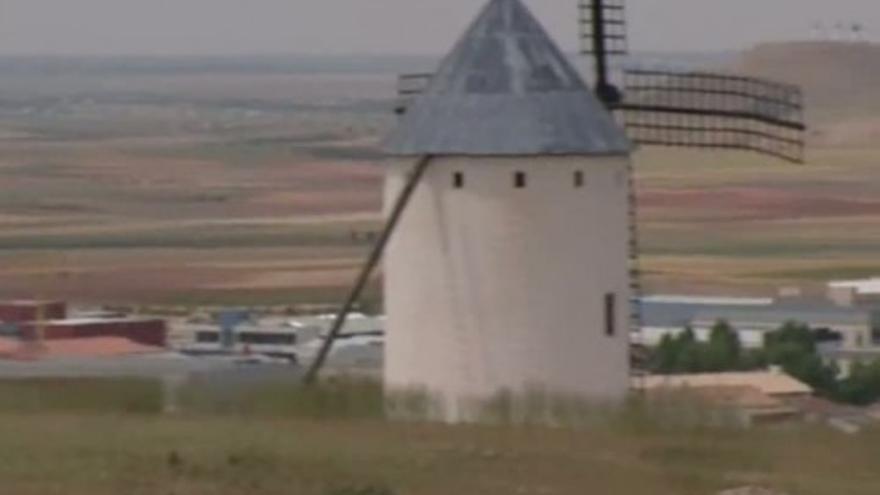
0, 46, 879, 304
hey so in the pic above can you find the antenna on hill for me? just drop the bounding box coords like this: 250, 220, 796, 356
851, 22, 866, 43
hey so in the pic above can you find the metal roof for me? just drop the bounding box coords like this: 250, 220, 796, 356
383, 0, 630, 157
640, 299, 876, 329
691, 305, 873, 327
637, 371, 813, 397
829, 278, 880, 294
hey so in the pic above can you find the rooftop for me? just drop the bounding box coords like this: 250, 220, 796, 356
0, 350, 295, 380
636, 370, 813, 397
37, 317, 163, 326
0, 337, 162, 361
683, 385, 801, 419
383, 0, 630, 157
641, 297, 875, 329
829, 278, 880, 294
691, 304, 872, 327
641, 295, 774, 306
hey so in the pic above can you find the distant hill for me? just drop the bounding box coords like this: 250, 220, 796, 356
736, 42, 880, 115
734, 42, 880, 146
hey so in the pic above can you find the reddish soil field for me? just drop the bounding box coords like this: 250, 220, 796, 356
640, 186, 880, 221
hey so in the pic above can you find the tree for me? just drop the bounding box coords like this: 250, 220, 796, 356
649, 324, 749, 374
837, 360, 880, 405
674, 341, 705, 373
765, 321, 816, 356
648, 318, 880, 405
705, 320, 742, 371
653, 333, 679, 374
763, 321, 838, 397
650, 327, 701, 374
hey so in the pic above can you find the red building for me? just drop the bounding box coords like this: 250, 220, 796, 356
0, 301, 67, 324
19, 318, 167, 347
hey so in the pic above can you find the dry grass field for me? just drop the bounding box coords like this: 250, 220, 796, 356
2, 44, 880, 306
0, 68, 392, 305
0, 379, 875, 495
4, 139, 879, 304
634, 146, 880, 296
10, 413, 880, 495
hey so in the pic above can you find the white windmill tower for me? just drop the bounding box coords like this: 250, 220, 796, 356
304, 0, 806, 423
381, 0, 633, 420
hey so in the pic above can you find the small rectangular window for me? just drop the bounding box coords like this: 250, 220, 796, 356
453, 172, 464, 189
604, 293, 616, 337
514, 171, 526, 189
574, 171, 584, 188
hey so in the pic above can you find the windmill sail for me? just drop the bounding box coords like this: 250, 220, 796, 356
577, 0, 806, 163
579, 0, 628, 56
395, 73, 433, 115
615, 69, 806, 163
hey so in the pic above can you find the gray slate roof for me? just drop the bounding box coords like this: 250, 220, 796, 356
383, 0, 630, 157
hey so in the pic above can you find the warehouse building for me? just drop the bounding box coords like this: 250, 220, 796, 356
0, 300, 67, 324
0, 300, 167, 347
639, 295, 876, 348
828, 278, 880, 307
18, 318, 167, 347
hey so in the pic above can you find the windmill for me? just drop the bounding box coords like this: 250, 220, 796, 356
304, 0, 807, 419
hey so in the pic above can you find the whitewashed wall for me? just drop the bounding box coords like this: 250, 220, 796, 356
383, 155, 632, 421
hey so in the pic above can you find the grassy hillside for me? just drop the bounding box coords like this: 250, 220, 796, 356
0, 379, 876, 495
735, 41, 880, 146
736, 42, 880, 116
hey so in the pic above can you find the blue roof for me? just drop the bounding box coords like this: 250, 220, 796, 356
383, 0, 631, 157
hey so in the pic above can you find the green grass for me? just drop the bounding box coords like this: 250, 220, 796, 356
178, 378, 385, 420
0, 379, 875, 494
0, 378, 163, 414
0, 409, 877, 495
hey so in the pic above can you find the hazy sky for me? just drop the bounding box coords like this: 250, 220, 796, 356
0, 0, 876, 56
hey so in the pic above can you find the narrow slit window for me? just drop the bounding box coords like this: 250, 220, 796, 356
453, 172, 464, 189
604, 293, 616, 337
514, 171, 527, 189
574, 170, 585, 188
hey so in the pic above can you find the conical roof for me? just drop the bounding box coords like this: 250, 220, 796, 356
383, 0, 631, 157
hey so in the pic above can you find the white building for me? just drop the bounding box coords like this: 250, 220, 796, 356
381, 0, 633, 421
828, 278, 880, 307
